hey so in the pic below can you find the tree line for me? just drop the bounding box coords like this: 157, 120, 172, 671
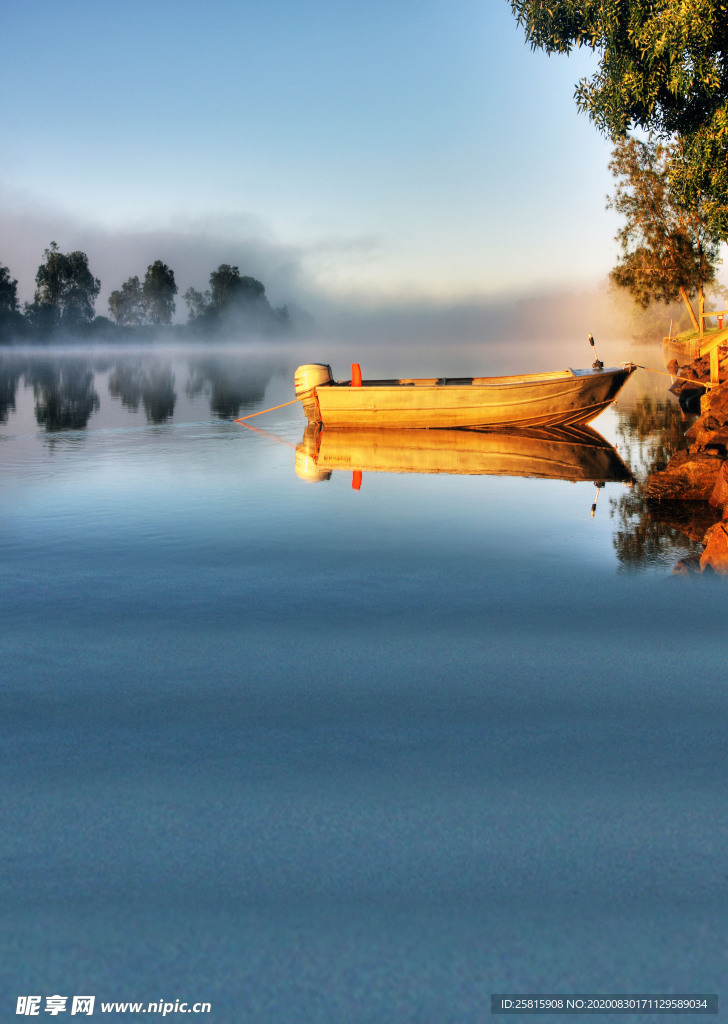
0, 243, 294, 342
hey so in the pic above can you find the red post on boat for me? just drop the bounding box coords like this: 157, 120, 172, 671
352, 470, 362, 490
351, 363, 362, 387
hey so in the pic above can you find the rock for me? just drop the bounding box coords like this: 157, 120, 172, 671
685, 381, 728, 448
687, 424, 725, 449
646, 450, 723, 501
697, 379, 728, 422
700, 520, 728, 573
649, 365, 728, 508
709, 461, 728, 514
669, 365, 702, 394
672, 555, 703, 576
671, 355, 712, 384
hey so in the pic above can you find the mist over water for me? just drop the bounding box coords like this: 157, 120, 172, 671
1, 336, 724, 1022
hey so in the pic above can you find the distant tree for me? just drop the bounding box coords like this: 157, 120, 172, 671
184, 266, 274, 333
184, 265, 290, 335
91, 315, 118, 338
0, 263, 19, 315
209, 265, 273, 321
208, 265, 270, 314
607, 138, 722, 332
108, 275, 146, 325
183, 286, 213, 323
509, 0, 728, 237
143, 261, 177, 326
209, 264, 243, 311
0, 263, 23, 340
25, 242, 100, 333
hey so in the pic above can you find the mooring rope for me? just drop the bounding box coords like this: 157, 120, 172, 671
635, 364, 721, 389
234, 397, 301, 423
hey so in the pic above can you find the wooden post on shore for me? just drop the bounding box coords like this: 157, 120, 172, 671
699, 322, 728, 383
692, 309, 728, 383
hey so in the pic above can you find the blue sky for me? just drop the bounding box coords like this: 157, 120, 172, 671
1, 0, 619, 313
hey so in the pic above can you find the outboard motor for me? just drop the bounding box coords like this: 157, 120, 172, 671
294, 363, 333, 420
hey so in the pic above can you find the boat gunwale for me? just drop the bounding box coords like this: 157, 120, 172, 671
319, 366, 630, 391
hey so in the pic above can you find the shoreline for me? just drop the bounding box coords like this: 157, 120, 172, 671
646, 342, 728, 575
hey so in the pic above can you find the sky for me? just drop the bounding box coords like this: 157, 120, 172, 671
1, 0, 623, 319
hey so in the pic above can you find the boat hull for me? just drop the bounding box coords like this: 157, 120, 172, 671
296, 422, 633, 483
306, 365, 636, 429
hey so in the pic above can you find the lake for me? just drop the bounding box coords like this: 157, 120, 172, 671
1, 338, 725, 1022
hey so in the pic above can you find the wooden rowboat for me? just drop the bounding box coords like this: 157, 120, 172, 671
295, 422, 634, 485
294, 362, 636, 430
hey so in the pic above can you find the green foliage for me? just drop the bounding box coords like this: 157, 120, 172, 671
108, 276, 146, 325
143, 261, 177, 326
27, 242, 100, 332
510, 0, 728, 236
607, 138, 721, 324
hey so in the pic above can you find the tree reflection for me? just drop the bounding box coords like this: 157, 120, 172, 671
610, 395, 718, 568
28, 359, 100, 431
612, 484, 719, 569
186, 357, 270, 418
108, 361, 147, 412
108, 359, 177, 424
142, 365, 176, 424
614, 394, 690, 475
0, 356, 24, 423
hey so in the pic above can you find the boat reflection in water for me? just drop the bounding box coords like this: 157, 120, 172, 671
295, 422, 634, 500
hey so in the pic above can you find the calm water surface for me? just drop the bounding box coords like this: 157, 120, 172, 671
1, 340, 726, 1022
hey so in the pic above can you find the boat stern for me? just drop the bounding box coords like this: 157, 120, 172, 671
294, 363, 332, 420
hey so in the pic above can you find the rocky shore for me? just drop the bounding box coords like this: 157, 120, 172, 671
646, 353, 728, 575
